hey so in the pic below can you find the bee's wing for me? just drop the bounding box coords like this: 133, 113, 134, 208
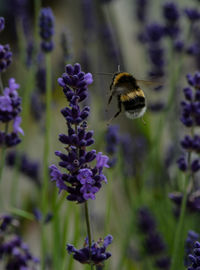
136, 79, 163, 90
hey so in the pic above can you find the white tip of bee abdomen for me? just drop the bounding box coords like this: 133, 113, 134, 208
125, 106, 146, 119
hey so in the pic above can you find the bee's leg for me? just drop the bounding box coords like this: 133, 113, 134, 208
107, 98, 122, 126
106, 94, 113, 113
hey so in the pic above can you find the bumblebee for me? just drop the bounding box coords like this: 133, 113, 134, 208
107, 71, 149, 123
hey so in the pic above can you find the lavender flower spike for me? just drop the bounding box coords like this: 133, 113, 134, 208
39, 7, 55, 52
50, 63, 109, 203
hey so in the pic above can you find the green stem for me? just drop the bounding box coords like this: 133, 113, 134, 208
170, 153, 191, 270
84, 201, 94, 270
52, 189, 61, 270
34, 0, 41, 51
0, 123, 8, 208
41, 53, 52, 270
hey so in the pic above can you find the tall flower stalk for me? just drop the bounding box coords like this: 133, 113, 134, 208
171, 72, 200, 270
38, 7, 54, 269
50, 63, 112, 269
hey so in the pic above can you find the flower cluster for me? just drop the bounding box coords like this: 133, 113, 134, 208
169, 191, 200, 215
187, 241, 200, 269
0, 78, 23, 147
50, 63, 109, 203
163, 2, 180, 39
0, 44, 12, 73
177, 72, 200, 174
145, 23, 165, 78
0, 17, 12, 72
39, 7, 55, 52
0, 214, 39, 270
67, 235, 113, 265
6, 151, 40, 186
185, 230, 199, 267
0, 17, 5, 32
138, 207, 170, 269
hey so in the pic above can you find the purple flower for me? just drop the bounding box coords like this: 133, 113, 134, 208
13, 116, 24, 135
163, 2, 179, 23
0, 215, 39, 269
185, 230, 199, 267
174, 39, 184, 52
67, 235, 113, 265
184, 8, 200, 22
0, 44, 12, 72
6, 151, 41, 186
187, 241, 200, 269
39, 7, 55, 52
0, 214, 13, 231
96, 152, 109, 170
50, 63, 108, 203
105, 125, 120, 167
155, 256, 170, 269
146, 23, 165, 42
145, 232, 166, 255
49, 165, 68, 194
77, 168, 93, 184
135, 0, 149, 23
0, 17, 5, 32
169, 191, 200, 213
0, 78, 23, 147
138, 207, 156, 234
187, 72, 200, 89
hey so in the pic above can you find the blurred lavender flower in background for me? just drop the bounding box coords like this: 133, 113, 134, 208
25, 40, 34, 68
185, 230, 199, 267
105, 125, 120, 167
138, 207, 170, 268
135, 0, 149, 24
50, 63, 109, 203
169, 191, 200, 214
0, 78, 23, 147
6, 151, 41, 186
0, 44, 12, 73
177, 72, 200, 176
163, 2, 180, 39
0, 17, 5, 32
184, 8, 200, 22
187, 241, 200, 269
39, 7, 55, 53
67, 235, 113, 265
0, 214, 39, 270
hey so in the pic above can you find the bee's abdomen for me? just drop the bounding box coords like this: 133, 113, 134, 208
122, 96, 145, 111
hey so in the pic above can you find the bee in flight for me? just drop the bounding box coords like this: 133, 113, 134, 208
106, 68, 161, 124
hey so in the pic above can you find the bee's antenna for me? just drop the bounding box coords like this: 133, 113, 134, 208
95, 72, 113, 76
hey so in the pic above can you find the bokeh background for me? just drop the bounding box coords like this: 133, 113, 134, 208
0, 0, 200, 269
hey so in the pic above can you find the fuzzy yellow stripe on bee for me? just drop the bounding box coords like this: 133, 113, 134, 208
113, 72, 130, 85
135, 89, 145, 97
120, 90, 145, 102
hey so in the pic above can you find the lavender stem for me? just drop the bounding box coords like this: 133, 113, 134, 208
84, 201, 94, 270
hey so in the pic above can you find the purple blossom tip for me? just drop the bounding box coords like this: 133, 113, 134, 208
13, 116, 24, 135
96, 152, 109, 169
0, 17, 5, 32
104, 235, 113, 247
